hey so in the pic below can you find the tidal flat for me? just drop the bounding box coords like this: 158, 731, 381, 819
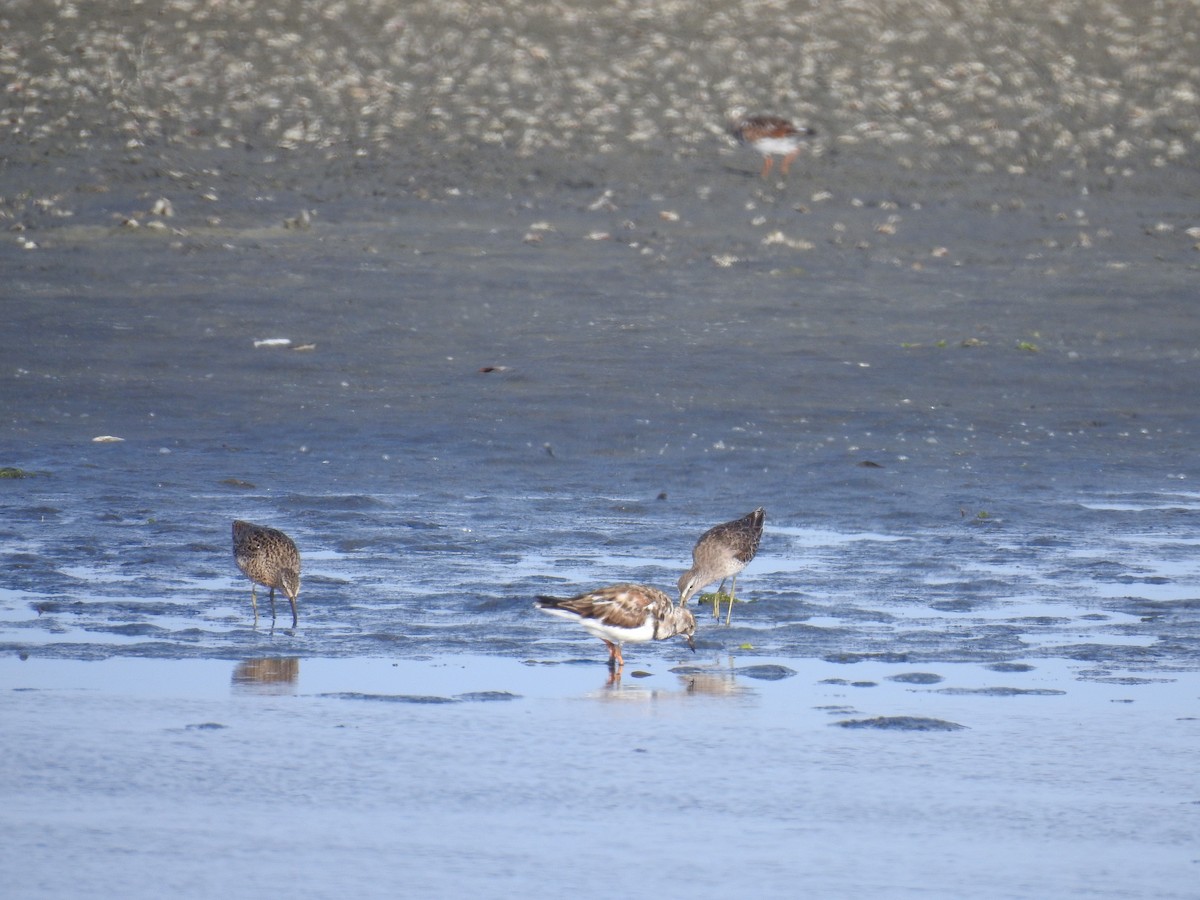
2, 2, 1199, 897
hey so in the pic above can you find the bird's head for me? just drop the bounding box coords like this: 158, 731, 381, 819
280, 568, 301, 601
678, 606, 697, 652
677, 570, 700, 606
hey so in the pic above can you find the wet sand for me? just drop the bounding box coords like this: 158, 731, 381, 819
3, 2, 1200, 898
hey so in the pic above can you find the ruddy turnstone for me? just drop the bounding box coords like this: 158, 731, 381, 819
535, 583, 697, 669
730, 115, 815, 178
678, 507, 765, 625
232, 520, 301, 627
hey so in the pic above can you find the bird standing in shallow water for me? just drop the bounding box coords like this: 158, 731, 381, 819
535, 583, 696, 670
232, 520, 301, 628
678, 507, 765, 625
730, 115, 815, 178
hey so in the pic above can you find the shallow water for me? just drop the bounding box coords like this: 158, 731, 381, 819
3, 652, 1198, 899
4, 1, 1200, 894
3, 482, 1200, 898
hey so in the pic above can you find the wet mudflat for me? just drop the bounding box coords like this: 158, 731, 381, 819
3, 1, 1200, 897
3, 190, 1199, 897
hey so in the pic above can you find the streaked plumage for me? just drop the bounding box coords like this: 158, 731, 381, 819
535, 583, 696, 669
232, 520, 301, 627
678, 507, 765, 625
730, 115, 815, 178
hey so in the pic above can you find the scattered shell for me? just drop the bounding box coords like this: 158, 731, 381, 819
92, 435, 125, 443
587, 190, 617, 212
762, 231, 814, 250
284, 209, 313, 229
253, 338, 293, 348
0, 1, 1193, 183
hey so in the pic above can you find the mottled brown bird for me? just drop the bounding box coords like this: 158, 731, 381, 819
730, 115, 815, 178
678, 507, 765, 625
232, 520, 301, 628
535, 583, 696, 669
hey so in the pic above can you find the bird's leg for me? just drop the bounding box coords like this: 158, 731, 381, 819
714, 580, 727, 620
250, 585, 258, 626
760, 156, 773, 178
603, 640, 619, 669
725, 575, 739, 626
268, 587, 277, 622
781, 149, 801, 174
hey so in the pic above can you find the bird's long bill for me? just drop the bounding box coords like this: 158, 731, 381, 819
685, 634, 696, 652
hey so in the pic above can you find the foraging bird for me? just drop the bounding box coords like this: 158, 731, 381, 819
729, 115, 815, 178
535, 583, 696, 669
232, 520, 301, 628
678, 507, 765, 625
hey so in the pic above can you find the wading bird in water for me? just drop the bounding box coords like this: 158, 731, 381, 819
679, 507, 765, 625
535, 583, 696, 670
232, 520, 301, 628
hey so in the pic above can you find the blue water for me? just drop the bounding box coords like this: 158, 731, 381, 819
3, 653, 1197, 899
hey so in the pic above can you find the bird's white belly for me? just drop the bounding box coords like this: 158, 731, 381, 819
581, 618, 656, 645
754, 136, 800, 155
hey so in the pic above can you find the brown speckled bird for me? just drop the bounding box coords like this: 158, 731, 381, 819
535, 583, 696, 669
678, 507, 765, 625
730, 115, 815, 178
232, 520, 301, 628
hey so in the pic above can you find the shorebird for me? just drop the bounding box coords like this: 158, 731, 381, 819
535, 583, 696, 669
678, 507, 765, 625
232, 520, 301, 628
729, 115, 815, 178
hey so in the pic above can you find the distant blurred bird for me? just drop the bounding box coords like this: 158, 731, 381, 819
678, 507, 765, 625
729, 115, 815, 178
535, 583, 696, 669
232, 520, 301, 628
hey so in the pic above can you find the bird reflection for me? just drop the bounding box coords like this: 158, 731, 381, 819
679, 670, 750, 698
674, 655, 753, 698
582, 656, 753, 700
231, 657, 300, 695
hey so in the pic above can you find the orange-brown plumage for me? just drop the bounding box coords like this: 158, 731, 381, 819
730, 115, 815, 177
535, 583, 696, 668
